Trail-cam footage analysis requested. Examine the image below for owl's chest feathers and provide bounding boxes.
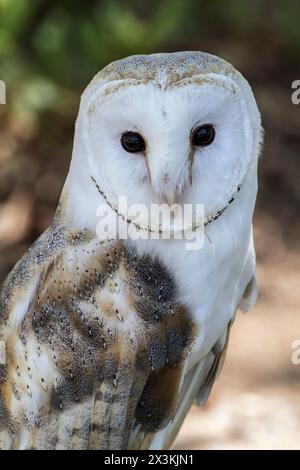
[130,211,253,361]
[0,210,251,448]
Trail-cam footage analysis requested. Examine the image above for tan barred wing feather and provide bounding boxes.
[129,321,232,450]
[0,220,195,449]
[129,273,257,451]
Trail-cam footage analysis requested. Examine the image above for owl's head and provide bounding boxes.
[65,52,261,233]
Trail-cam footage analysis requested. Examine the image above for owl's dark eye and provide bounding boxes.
[192,124,215,147]
[121,131,145,153]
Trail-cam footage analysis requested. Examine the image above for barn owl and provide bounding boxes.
[0,51,261,450]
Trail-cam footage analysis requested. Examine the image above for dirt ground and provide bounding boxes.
[174,214,300,450]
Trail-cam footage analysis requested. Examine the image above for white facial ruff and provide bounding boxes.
[90,174,243,235]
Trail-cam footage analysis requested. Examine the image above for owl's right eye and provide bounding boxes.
[191,124,215,147]
[121,131,146,153]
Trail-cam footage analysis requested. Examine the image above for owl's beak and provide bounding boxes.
[152,177,181,206]
[162,190,180,206]
[147,152,188,205]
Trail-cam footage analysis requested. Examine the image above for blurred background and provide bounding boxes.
[0,0,299,449]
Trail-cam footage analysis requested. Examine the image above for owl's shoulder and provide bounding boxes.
[0,220,96,327]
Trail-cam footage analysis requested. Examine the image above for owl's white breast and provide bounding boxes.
[130,159,257,363]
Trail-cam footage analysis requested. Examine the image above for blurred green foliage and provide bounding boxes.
[0,0,299,117]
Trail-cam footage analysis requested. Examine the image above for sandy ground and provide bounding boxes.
[174,221,300,450]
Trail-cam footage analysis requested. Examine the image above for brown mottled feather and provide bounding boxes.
[0,219,195,449]
[129,320,232,450]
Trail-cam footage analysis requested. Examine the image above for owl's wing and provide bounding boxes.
[129,253,258,450]
[0,222,195,449]
[128,320,232,450]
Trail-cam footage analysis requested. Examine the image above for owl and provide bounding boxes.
[0,51,262,450]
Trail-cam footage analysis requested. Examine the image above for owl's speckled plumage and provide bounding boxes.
[0,214,195,449]
[0,52,261,450]
[90,51,239,89]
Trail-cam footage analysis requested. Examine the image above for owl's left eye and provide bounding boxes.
[121,131,146,153]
